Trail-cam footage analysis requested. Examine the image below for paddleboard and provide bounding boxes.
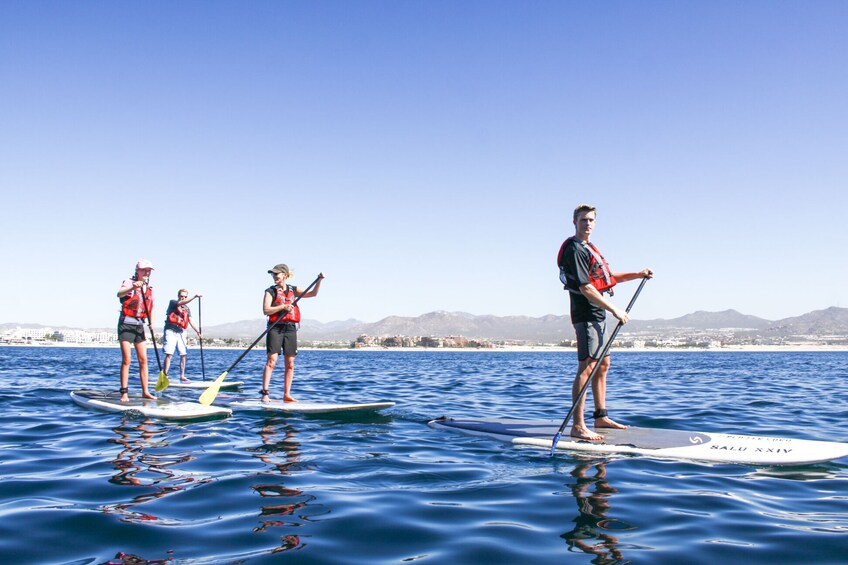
[232,400,395,414]
[71,390,231,421]
[167,380,244,390]
[429,417,848,466]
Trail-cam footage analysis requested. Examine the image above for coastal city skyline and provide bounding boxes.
[4,304,846,350]
[2,2,847,329]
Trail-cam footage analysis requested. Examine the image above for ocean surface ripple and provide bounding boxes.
[1,347,846,564]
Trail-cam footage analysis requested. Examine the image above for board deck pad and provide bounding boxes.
[231,400,396,414]
[71,389,231,421]
[167,380,244,390]
[429,417,848,466]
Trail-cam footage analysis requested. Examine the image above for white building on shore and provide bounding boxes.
[1,327,117,345]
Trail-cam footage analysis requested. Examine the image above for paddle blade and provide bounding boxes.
[155,371,169,392]
[198,371,228,405]
[550,432,562,456]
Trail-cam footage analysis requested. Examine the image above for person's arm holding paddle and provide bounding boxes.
[578,284,629,325]
[579,268,653,324]
[184,293,203,338]
[293,277,323,300]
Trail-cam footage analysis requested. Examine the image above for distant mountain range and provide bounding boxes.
[5,307,846,343]
[196,306,848,343]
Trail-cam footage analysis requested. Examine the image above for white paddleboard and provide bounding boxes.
[232,400,395,414]
[167,380,244,390]
[71,390,231,421]
[429,417,848,466]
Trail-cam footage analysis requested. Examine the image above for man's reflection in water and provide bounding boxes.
[105,418,192,523]
[249,417,315,553]
[561,460,633,564]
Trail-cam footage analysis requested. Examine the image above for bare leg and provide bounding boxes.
[119,341,133,402]
[571,358,603,441]
[283,355,297,402]
[261,352,277,402]
[136,341,155,399]
[163,353,173,376]
[592,356,627,430]
[179,355,188,381]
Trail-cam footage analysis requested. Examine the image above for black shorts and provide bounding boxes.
[574,320,611,361]
[118,322,146,344]
[266,324,298,357]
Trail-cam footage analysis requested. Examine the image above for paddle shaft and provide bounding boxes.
[220,274,323,375]
[198,297,206,381]
[140,282,164,373]
[553,277,648,438]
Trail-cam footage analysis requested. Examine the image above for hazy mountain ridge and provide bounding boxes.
[760,306,848,335]
[630,309,772,331]
[5,307,845,343]
[179,307,848,342]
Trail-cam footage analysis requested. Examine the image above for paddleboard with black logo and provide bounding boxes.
[429,417,848,466]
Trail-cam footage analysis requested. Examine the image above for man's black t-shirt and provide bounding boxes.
[560,238,606,324]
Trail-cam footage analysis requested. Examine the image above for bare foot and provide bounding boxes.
[181,377,191,383]
[261,394,271,403]
[120,394,129,403]
[283,395,298,403]
[571,425,603,441]
[142,391,156,400]
[595,416,627,430]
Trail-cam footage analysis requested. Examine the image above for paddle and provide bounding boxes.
[198,273,323,405]
[198,297,206,381]
[550,277,649,455]
[139,282,169,392]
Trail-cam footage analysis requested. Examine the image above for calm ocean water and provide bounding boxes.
[1,346,846,565]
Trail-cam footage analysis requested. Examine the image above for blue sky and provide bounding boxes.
[1,1,846,329]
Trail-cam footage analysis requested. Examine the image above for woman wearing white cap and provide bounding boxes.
[116,260,157,402]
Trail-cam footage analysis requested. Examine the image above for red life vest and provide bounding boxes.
[268,285,301,324]
[557,237,617,296]
[167,304,190,329]
[120,283,153,319]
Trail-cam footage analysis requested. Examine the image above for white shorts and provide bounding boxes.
[163,328,187,356]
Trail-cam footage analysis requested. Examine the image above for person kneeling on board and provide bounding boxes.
[558,204,653,440]
[261,264,324,403]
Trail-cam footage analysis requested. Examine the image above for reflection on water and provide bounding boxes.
[561,460,634,564]
[248,416,314,554]
[103,418,193,524]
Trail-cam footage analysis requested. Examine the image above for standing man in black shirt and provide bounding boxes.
[558,204,653,440]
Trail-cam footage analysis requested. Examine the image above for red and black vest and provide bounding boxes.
[557,237,617,296]
[167,304,190,329]
[267,284,301,324]
[120,282,153,319]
